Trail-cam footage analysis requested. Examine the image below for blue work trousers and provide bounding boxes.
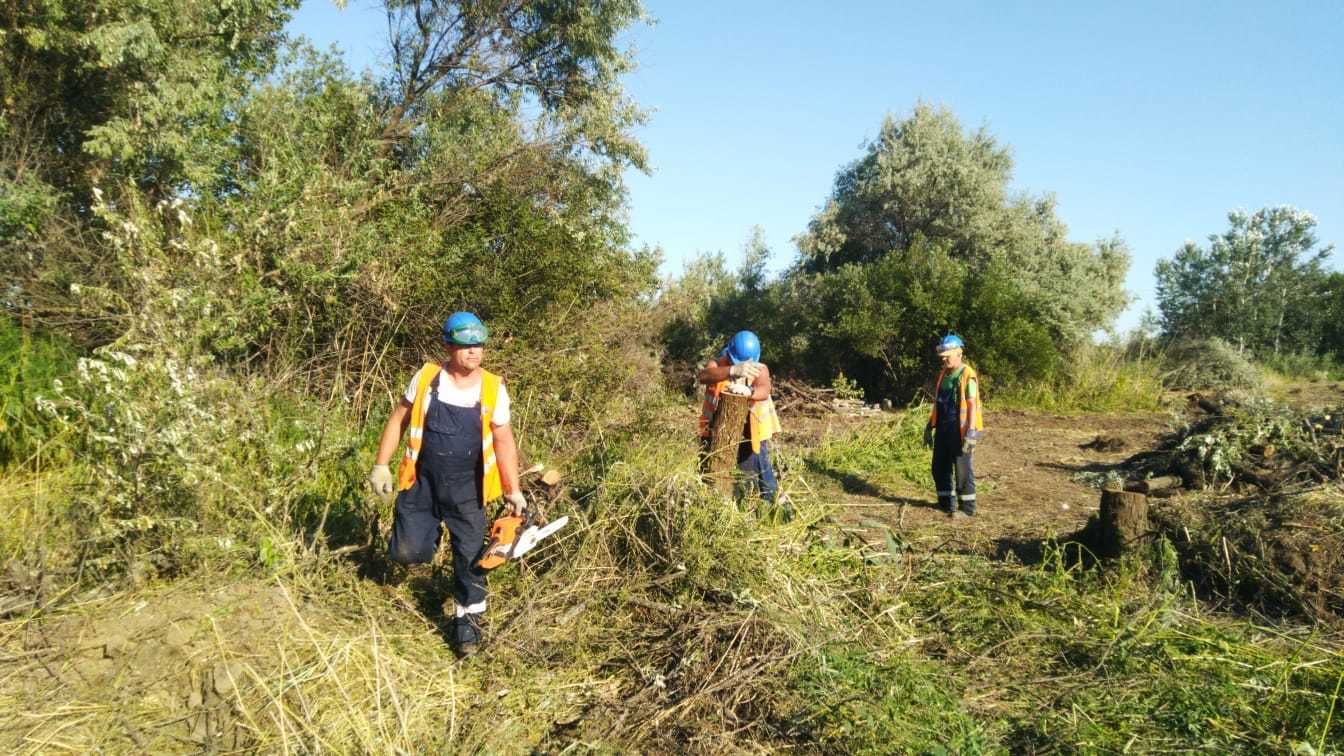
[931,428,976,514]
[736,439,778,503]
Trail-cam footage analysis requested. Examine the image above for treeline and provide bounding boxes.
[2,0,655,396]
[661,105,1340,400]
[1155,207,1342,369]
[660,104,1132,401]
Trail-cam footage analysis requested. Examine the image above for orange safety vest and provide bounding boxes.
[929,364,984,440]
[698,376,782,453]
[397,364,504,503]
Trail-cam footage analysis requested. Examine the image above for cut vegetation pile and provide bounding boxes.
[1161,337,1264,391]
[1111,394,1344,622]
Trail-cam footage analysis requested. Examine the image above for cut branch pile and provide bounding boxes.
[774,380,885,417]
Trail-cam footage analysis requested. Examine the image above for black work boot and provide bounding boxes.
[452,613,483,657]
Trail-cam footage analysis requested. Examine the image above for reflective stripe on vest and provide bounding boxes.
[397,364,504,503]
[928,364,984,439]
[698,379,782,453]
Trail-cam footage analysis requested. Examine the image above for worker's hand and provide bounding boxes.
[368,464,394,497]
[922,425,934,449]
[961,437,977,455]
[729,361,761,381]
[724,382,752,397]
[504,491,528,517]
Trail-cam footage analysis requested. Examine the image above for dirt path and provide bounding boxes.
[801,409,1170,558]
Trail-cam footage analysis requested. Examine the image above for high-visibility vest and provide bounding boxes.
[397,364,504,503]
[698,376,782,454]
[929,364,984,439]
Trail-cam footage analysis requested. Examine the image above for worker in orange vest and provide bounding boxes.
[697,331,783,502]
[367,312,525,656]
[923,334,984,518]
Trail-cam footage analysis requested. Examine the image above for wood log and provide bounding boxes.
[1124,475,1181,494]
[702,392,750,495]
[1098,489,1150,558]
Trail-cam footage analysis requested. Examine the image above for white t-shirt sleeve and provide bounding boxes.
[402,366,425,404]
[492,382,511,427]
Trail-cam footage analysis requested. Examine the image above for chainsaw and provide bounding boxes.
[476,510,569,570]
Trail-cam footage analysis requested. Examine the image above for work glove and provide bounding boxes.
[922,425,934,449]
[724,382,752,397]
[368,464,394,497]
[961,437,977,455]
[729,361,761,381]
[504,491,528,517]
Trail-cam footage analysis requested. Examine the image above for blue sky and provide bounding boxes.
[289,0,1343,332]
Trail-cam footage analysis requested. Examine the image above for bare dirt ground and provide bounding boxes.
[797,409,1171,560]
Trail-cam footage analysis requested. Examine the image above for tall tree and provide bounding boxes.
[796,103,1129,346]
[777,104,1129,397]
[1155,207,1334,355]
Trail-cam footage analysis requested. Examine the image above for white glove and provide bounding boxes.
[504,491,528,516]
[729,361,761,381]
[368,464,394,497]
[725,382,752,396]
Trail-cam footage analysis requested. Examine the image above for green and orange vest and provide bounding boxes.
[397,364,504,503]
[929,364,984,439]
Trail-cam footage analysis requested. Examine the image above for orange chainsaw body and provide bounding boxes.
[477,515,526,570]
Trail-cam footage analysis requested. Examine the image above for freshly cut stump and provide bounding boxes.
[703,393,750,495]
[1098,489,1149,558]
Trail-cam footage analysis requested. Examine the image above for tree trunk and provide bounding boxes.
[702,393,750,495]
[1098,489,1149,558]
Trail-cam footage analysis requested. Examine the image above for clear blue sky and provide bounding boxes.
[289,0,1343,332]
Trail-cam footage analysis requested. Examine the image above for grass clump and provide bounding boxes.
[996,341,1165,413]
[885,546,1344,753]
[805,409,928,495]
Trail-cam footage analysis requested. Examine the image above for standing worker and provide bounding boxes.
[923,334,984,518]
[367,312,527,656]
[697,330,783,502]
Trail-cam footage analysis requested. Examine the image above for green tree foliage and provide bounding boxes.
[1320,272,1344,360]
[670,104,1130,399]
[1155,207,1334,357]
[0,0,297,200]
[4,1,656,391]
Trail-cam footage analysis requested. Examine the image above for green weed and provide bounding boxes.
[805,409,929,496]
[996,342,1165,413]
[0,319,79,467]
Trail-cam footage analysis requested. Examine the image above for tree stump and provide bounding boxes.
[702,392,750,495]
[1098,489,1149,558]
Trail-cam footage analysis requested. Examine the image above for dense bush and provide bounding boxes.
[1161,337,1263,391]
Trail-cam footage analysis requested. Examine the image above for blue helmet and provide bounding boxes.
[721,330,762,364]
[442,311,489,346]
[936,334,965,354]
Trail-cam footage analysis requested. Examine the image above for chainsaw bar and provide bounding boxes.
[510,516,569,559]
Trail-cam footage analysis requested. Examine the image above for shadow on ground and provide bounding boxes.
[805,461,940,509]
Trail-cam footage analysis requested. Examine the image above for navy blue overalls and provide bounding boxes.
[388,372,488,646]
[932,369,976,515]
